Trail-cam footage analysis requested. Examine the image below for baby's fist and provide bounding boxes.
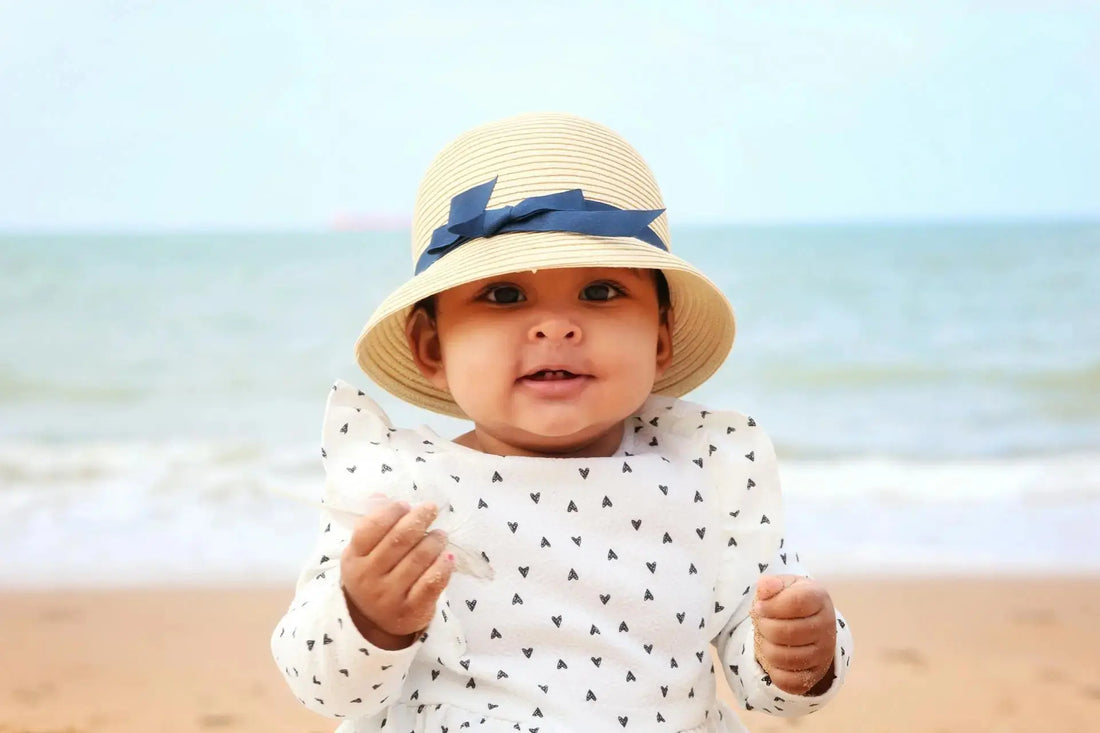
[750,575,837,696]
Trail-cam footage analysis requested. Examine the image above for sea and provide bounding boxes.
[1,223,1098,587]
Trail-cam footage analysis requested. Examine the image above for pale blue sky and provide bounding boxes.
[1,0,1097,230]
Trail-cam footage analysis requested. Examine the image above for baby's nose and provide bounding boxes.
[528,316,582,343]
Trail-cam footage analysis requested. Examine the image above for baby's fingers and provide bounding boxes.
[364,502,440,574]
[346,500,412,557]
[764,664,832,697]
[754,610,835,647]
[406,551,455,616]
[754,578,827,620]
[389,529,449,589]
[756,636,833,673]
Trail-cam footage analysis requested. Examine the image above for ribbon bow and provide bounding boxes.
[414,177,666,274]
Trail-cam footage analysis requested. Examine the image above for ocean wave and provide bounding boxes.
[777,454,1100,503]
[1,439,1097,504]
[0,440,318,490]
[0,439,1097,587]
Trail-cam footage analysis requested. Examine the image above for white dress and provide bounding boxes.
[272,381,853,732]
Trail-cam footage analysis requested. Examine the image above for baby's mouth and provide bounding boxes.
[524,369,580,381]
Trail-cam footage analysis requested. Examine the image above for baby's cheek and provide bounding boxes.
[605,337,660,380]
[443,336,512,382]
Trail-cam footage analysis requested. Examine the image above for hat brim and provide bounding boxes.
[355,230,736,418]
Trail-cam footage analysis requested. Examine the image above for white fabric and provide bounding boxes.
[272,381,853,732]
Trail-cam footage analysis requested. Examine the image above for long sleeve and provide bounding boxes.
[683,400,853,718]
[714,540,853,717]
[270,504,423,719]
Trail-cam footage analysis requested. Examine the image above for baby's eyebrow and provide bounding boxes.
[627,267,662,280]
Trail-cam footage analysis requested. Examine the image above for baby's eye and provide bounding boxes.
[483,284,526,304]
[580,282,623,301]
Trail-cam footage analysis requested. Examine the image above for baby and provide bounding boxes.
[272,112,852,732]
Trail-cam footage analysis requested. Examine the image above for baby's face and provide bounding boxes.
[410,267,672,457]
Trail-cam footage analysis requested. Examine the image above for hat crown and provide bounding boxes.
[410,112,670,264]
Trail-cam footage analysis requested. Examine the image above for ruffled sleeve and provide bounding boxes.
[269,381,446,720]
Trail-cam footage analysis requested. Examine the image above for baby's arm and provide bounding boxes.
[696,405,852,716]
[270,499,452,720]
[714,544,853,717]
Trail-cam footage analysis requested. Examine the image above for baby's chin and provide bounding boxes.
[496,418,626,457]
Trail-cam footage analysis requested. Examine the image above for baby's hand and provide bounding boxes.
[340,499,454,650]
[749,575,837,696]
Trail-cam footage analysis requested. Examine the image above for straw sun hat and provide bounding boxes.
[354,112,736,418]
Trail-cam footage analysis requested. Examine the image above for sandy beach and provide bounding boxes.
[2,576,1098,733]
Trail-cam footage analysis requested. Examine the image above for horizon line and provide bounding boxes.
[2,215,1098,238]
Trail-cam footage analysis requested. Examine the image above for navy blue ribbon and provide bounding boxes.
[414,177,666,275]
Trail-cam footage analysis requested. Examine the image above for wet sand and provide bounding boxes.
[1,576,1098,732]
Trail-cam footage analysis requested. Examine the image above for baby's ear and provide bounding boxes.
[655,309,674,377]
[406,307,448,391]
